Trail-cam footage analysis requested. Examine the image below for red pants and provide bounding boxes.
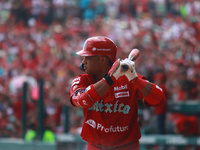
[87,141,139,150]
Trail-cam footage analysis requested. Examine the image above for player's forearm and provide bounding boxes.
[93,79,110,97]
[133,77,165,106]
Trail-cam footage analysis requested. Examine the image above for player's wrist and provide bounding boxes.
[103,59,120,86]
[103,74,116,86]
[131,77,148,91]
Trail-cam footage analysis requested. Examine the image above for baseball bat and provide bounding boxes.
[121,49,140,71]
[128,49,140,61]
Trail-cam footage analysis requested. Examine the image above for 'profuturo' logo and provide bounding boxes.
[85,119,129,133]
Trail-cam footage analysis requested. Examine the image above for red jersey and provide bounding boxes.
[70,73,147,147]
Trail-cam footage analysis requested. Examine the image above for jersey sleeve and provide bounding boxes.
[70,76,86,97]
[134,74,166,108]
[70,74,96,107]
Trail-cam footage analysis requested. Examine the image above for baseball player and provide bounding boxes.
[70,36,166,150]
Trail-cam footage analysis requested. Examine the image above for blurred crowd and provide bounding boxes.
[0,0,200,139]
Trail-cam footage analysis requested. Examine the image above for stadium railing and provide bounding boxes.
[0,138,56,150]
[1,134,199,150]
[167,100,200,114]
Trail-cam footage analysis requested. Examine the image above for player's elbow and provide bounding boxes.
[154,95,166,108]
[71,92,95,108]
[143,84,165,106]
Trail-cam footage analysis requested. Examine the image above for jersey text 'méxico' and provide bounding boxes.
[70,74,145,147]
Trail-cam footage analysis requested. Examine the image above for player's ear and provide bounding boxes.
[102,56,113,67]
[98,56,106,63]
[101,56,111,65]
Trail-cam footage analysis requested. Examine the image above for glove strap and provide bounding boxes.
[103,74,114,86]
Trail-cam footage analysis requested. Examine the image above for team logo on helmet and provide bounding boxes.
[92,47,97,51]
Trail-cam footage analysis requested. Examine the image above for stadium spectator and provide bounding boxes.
[153,72,169,134]
[42,125,55,143]
[25,123,37,141]
[168,114,199,136]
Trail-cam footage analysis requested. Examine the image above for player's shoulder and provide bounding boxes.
[70,74,95,95]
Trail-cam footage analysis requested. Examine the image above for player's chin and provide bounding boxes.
[84,68,89,73]
[85,69,93,75]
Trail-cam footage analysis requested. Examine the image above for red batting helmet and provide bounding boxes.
[76,36,117,63]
